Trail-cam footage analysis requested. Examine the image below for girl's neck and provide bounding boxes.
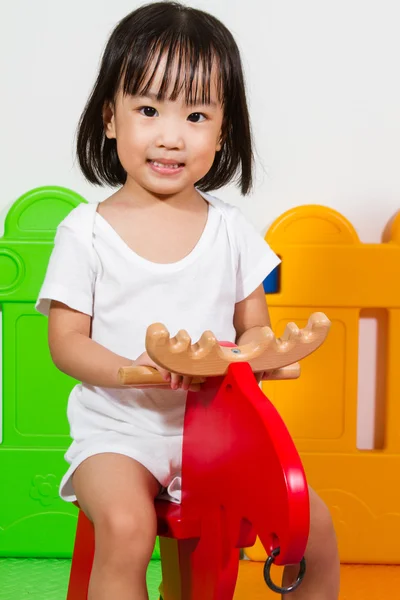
[117,177,206,212]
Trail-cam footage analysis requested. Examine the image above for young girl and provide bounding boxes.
[36,2,339,599]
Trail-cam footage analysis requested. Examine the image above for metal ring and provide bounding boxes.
[263,547,306,594]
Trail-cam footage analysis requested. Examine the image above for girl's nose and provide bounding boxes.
[155,123,185,150]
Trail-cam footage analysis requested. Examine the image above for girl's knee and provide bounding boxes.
[94,506,156,561]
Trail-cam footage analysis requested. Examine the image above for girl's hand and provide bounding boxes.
[254,371,273,383]
[133,352,203,391]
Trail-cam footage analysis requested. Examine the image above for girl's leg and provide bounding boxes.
[72,453,161,600]
[282,486,340,600]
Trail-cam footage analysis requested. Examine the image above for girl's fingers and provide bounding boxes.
[188,382,202,392]
[254,371,263,383]
[181,376,192,391]
[138,368,206,391]
[260,370,273,381]
[187,377,206,392]
[170,372,182,390]
[170,375,205,391]
[158,368,171,383]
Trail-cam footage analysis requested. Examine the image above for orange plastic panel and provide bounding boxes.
[234,562,400,600]
[246,205,400,564]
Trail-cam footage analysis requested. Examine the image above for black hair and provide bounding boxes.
[76,1,254,194]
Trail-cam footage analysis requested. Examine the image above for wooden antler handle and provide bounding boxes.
[118,366,205,387]
[118,363,301,386]
[118,313,330,385]
[144,313,330,377]
[262,363,300,380]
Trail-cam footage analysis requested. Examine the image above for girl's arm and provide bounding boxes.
[48,300,133,388]
[233,284,274,383]
[233,284,271,346]
[49,301,201,390]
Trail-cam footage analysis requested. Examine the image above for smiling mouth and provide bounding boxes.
[147,160,185,169]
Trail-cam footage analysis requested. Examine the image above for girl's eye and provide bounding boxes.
[188,112,206,123]
[139,106,158,117]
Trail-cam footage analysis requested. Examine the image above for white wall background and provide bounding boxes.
[1,0,400,447]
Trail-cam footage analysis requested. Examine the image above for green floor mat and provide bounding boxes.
[0,558,162,599]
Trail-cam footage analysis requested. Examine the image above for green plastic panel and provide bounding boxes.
[0,187,85,557]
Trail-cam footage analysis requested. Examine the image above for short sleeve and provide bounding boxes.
[35,207,96,317]
[231,207,281,302]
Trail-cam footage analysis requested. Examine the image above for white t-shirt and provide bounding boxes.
[36,190,280,438]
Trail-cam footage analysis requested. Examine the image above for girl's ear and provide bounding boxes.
[216,125,225,152]
[103,101,116,139]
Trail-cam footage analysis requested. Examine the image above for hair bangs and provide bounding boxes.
[121,33,224,107]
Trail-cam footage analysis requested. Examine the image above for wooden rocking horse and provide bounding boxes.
[66,312,330,599]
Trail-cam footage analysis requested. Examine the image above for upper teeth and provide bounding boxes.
[152,161,181,169]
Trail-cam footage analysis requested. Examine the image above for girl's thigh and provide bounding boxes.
[72,452,161,529]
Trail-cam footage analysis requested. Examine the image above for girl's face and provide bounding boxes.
[103,54,224,199]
